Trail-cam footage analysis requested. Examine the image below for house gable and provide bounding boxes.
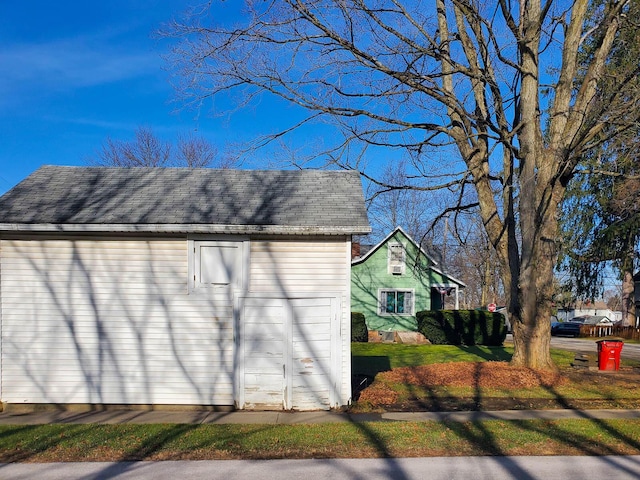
[351,227,465,332]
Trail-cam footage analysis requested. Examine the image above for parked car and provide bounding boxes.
[496,307,511,333]
[569,316,588,324]
[551,321,583,337]
[570,315,611,325]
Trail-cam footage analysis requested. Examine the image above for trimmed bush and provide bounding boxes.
[416,309,507,346]
[351,312,368,342]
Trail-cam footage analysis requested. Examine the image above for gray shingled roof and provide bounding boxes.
[0,166,371,235]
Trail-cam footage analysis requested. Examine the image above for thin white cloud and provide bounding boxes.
[0,34,161,94]
[42,116,140,131]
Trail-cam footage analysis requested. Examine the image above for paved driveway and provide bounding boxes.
[507,334,640,362]
[550,336,640,362]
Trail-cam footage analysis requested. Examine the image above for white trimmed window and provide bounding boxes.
[379,289,414,316]
[388,243,406,275]
[190,240,245,291]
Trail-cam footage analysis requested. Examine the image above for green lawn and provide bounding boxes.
[351,343,640,410]
[351,342,575,377]
[2,420,640,461]
[1,342,639,462]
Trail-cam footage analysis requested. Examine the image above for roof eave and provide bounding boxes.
[0,223,372,236]
[428,266,467,288]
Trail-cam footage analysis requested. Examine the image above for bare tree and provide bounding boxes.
[176,133,217,168]
[368,159,441,243]
[96,127,170,167]
[163,0,640,369]
[448,216,505,308]
[90,126,230,168]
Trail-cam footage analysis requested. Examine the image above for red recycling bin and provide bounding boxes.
[596,340,623,371]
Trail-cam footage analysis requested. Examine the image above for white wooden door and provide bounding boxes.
[290,297,337,410]
[241,298,286,409]
[239,295,339,411]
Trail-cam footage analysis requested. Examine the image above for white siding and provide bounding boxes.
[1,237,235,406]
[250,237,352,407]
[1,235,354,410]
[250,238,347,293]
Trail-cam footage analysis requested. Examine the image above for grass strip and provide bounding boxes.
[1,419,640,462]
[351,343,581,373]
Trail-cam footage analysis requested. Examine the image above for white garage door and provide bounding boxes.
[239,295,338,410]
[290,297,335,410]
[241,298,287,409]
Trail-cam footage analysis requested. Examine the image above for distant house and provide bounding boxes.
[0,166,370,411]
[557,303,621,323]
[351,227,465,332]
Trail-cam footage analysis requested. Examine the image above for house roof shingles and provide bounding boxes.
[0,166,371,235]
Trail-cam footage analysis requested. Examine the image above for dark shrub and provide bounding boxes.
[351,312,368,342]
[416,310,451,345]
[417,310,507,346]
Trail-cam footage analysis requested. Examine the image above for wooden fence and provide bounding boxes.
[580,325,640,340]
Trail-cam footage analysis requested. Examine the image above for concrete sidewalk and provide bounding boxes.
[2,408,640,425]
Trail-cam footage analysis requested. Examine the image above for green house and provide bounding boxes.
[351,227,466,332]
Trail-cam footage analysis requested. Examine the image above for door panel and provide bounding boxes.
[290,297,335,410]
[242,298,285,409]
[239,295,339,411]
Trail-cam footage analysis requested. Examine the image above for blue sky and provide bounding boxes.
[0,1,290,195]
[0,0,447,201]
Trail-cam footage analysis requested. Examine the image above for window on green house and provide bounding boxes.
[388,243,406,275]
[379,289,414,315]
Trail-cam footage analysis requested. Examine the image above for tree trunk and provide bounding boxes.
[621,270,635,327]
[502,0,556,371]
[621,235,636,327]
[509,212,558,370]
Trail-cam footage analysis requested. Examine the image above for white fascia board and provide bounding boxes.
[0,223,372,236]
[430,267,467,288]
[352,225,438,266]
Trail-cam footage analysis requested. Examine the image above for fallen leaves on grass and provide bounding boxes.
[388,361,566,388]
[358,361,566,406]
[358,383,400,404]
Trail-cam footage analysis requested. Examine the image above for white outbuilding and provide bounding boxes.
[0,166,370,411]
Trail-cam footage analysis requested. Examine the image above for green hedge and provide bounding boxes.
[416,310,507,346]
[351,312,368,342]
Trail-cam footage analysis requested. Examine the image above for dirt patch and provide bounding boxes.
[354,361,640,412]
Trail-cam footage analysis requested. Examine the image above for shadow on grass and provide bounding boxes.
[351,343,512,407]
[351,343,640,476]
[457,345,512,362]
[1,412,640,480]
[2,357,640,479]
[352,343,512,371]
[344,417,538,480]
[0,425,78,463]
[520,371,640,473]
[0,423,201,464]
[354,364,640,476]
[352,355,392,378]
